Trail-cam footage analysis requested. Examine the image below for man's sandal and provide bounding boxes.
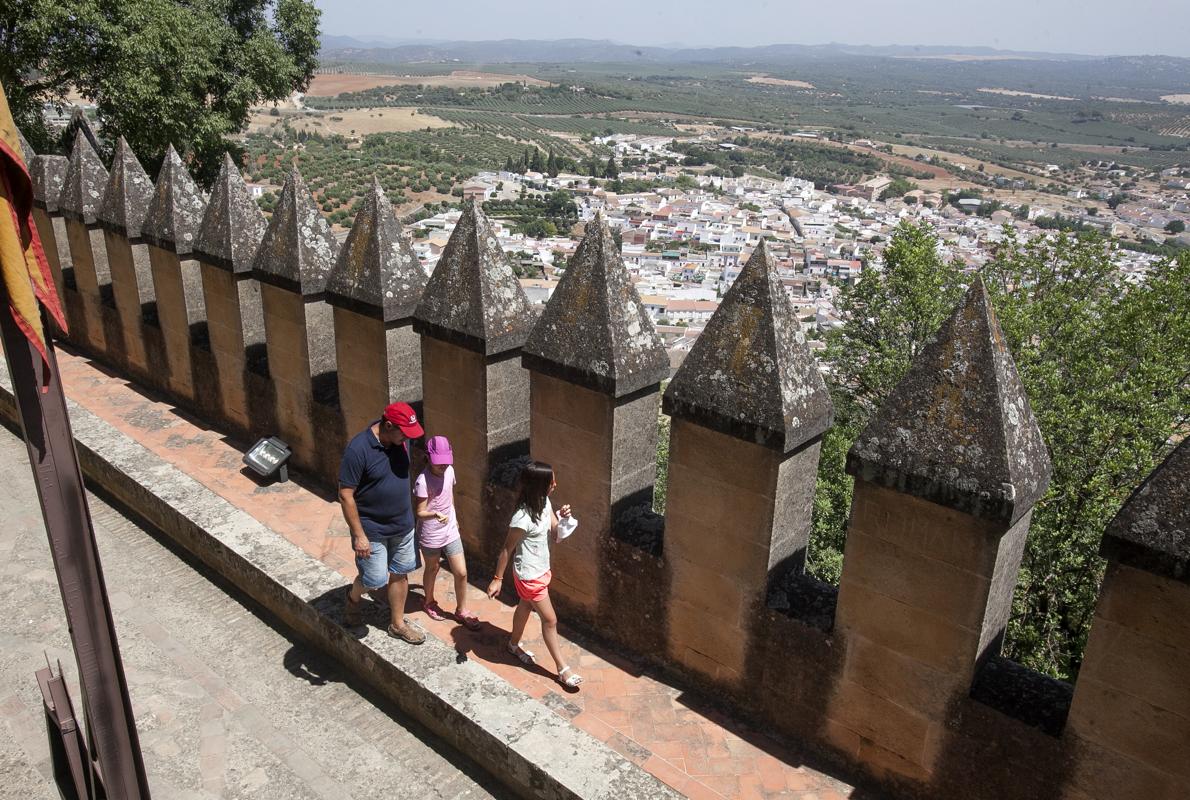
[343,586,363,626]
[387,621,426,645]
[507,641,535,665]
[558,666,583,689]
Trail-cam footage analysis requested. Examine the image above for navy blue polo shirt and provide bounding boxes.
[338,422,415,539]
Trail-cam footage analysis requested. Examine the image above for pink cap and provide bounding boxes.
[425,435,453,465]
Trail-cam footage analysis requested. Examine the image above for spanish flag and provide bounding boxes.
[0,80,67,370]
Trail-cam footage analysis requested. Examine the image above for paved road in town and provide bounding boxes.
[0,423,506,800]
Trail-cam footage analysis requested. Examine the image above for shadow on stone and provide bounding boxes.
[282,644,342,686]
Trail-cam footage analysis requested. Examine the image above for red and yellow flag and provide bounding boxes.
[0,80,67,367]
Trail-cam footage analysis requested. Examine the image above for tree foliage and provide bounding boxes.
[0,0,320,185]
[982,232,1190,678]
[811,222,1190,680]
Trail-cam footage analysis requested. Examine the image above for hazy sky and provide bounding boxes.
[315,0,1190,58]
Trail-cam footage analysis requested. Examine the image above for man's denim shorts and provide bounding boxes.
[357,528,420,589]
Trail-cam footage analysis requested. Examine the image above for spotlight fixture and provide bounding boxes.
[243,436,292,483]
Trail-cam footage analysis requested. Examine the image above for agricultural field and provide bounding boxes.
[249,107,454,136]
[308,70,551,94]
[242,125,584,227]
[433,109,680,140]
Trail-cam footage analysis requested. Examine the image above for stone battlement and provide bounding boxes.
[25,128,1189,800]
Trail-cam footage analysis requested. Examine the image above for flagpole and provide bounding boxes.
[0,303,151,799]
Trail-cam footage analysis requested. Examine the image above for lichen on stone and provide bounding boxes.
[326,178,426,321]
[1100,439,1188,583]
[142,144,208,254]
[413,198,533,355]
[251,169,340,296]
[97,137,154,240]
[58,130,109,225]
[195,153,267,273]
[31,155,68,212]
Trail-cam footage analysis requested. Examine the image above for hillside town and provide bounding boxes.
[401,133,1188,370]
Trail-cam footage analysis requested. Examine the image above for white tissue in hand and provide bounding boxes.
[557,516,578,540]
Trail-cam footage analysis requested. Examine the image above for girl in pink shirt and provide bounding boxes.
[414,436,480,629]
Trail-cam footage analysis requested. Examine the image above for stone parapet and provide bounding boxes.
[1066,440,1189,799]
[252,169,340,480]
[195,154,269,436]
[18,127,1189,800]
[141,147,212,404]
[327,179,426,436]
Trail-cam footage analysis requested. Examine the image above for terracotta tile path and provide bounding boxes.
[54,349,860,800]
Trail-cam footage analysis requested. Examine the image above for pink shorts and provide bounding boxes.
[513,570,551,602]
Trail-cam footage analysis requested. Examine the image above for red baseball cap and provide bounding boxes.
[382,402,424,438]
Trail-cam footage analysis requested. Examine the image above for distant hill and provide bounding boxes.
[317,37,1100,65]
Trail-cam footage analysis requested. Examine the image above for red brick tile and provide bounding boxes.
[571,712,615,743]
[702,775,741,797]
[682,778,728,800]
[643,755,691,794]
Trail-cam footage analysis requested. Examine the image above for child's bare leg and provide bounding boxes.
[445,551,469,615]
[532,594,569,675]
[509,598,532,647]
[421,550,440,606]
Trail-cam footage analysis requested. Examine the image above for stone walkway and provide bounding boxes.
[0,423,505,799]
[48,348,858,800]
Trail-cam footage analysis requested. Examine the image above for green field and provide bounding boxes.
[308,57,1190,175]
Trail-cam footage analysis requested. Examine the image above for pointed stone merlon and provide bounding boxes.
[97,138,157,376]
[519,216,668,616]
[413,198,534,356]
[413,199,532,562]
[195,154,269,435]
[59,131,112,354]
[826,279,1053,782]
[660,242,834,685]
[141,146,210,401]
[327,180,427,438]
[251,169,341,480]
[1066,441,1190,798]
[844,277,1052,525]
[30,154,70,301]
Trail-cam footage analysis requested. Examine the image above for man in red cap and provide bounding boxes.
[339,402,426,643]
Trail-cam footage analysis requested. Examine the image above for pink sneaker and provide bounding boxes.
[455,609,481,631]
